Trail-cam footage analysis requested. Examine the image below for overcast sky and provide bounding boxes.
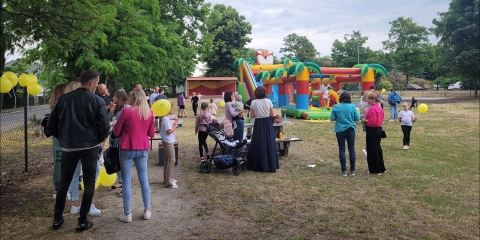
[205,0,451,57]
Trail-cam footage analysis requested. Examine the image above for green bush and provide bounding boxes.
[377,80,393,91]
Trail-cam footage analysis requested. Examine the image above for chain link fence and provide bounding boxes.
[1,89,52,189]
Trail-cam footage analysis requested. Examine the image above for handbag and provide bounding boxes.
[103,146,120,174]
[381,130,387,139]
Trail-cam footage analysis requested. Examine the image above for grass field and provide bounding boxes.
[1,98,478,239]
[180,98,479,239]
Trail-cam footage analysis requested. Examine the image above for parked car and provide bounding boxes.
[448,82,461,90]
[406,84,423,90]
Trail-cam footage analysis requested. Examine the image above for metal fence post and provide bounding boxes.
[24,86,28,173]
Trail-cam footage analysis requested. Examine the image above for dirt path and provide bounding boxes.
[89,145,206,239]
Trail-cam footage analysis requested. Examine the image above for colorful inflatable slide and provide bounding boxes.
[234,52,387,120]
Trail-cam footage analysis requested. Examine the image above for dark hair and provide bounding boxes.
[370,86,375,89]
[254,86,267,99]
[201,102,209,110]
[80,69,100,85]
[339,91,351,103]
[224,90,233,102]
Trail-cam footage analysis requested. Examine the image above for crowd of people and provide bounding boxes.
[47,72,412,232]
[46,70,182,231]
[330,86,414,176]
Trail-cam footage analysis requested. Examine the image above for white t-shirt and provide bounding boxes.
[251,98,273,118]
[323,90,329,99]
[160,116,176,143]
[399,110,415,126]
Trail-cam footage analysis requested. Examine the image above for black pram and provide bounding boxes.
[199,123,247,175]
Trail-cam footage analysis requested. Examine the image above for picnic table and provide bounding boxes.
[244,121,301,157]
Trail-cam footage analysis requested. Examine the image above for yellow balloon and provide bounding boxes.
[80,178,101,190]
[152,99,172,117]
[219,100,225,107]
[99,167,117,187]
[0,77,13,93]
[2,71,18,87]
[18,73,34,87]
[382,88,386,93]
[27,83,42,95]
[418,103,428,113]
[28,74,38,85]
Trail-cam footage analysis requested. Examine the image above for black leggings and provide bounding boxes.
[198,131,209,157]
[401,125,412,146]
[193,104,198,116]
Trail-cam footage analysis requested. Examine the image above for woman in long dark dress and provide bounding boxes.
[362,92,386,175]
[247,86,279,172]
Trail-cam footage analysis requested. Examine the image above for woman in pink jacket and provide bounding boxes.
[362,92,386,175]
[113,89,155,223]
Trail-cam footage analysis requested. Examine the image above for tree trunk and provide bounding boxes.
[106,76,118,94]
[474,77,478,98]
[405,74,409,90]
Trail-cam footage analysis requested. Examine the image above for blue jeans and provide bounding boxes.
[119,150,150,213]
[390,104,398,119]
[335,127,356,172]
[69,161,100,201]
[233,119,244,141]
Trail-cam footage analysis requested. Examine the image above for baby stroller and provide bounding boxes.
[200,123,247,176]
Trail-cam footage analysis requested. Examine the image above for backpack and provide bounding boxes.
[41,114,52,137]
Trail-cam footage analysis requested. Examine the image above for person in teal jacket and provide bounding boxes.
[330,92,361,176]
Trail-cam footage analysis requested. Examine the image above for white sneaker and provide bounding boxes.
[362,149,367,156]
[143,210,151,220]
[389,119,394,122]
[53,191,57,199]
[172,179,177,184]
[119,213,132,223]
[71,205,80,214]
[406,145,409,149]
[169,184,178,189]
[89,204,101,216]
[403,145,408,150]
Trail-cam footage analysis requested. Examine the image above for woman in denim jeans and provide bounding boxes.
[113,89,155,223]
[330,92,360,176]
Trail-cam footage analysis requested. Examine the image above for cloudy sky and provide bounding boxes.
[205,0,451,57]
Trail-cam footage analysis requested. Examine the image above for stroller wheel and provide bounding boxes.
[239,161,247,172]
[200,161,211,173]
[232,166,240,176]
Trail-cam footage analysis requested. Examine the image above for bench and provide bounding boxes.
[244,137,302,157]
[149,136,162,150]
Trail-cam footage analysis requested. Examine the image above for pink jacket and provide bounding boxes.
[365,104,384,127]
[113,107,155,150]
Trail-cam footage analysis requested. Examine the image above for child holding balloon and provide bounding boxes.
[159,104,179,189]
[398,102,416,150]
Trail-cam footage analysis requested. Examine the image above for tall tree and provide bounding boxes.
[330,30,369,67]
[432,0,479,97]
[382,17,432,89]
[199,4,252,77]
[279,33,319,62]
[1,0,116,76]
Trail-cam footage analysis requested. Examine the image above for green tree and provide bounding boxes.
[432,0,479,97]
[279,33,319,62]
[1,0,115,107]
[330,31,369,67]
[382,17,433,89]
[199,4,252,77]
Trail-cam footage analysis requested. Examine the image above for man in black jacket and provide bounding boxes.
[45,69,110,232]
